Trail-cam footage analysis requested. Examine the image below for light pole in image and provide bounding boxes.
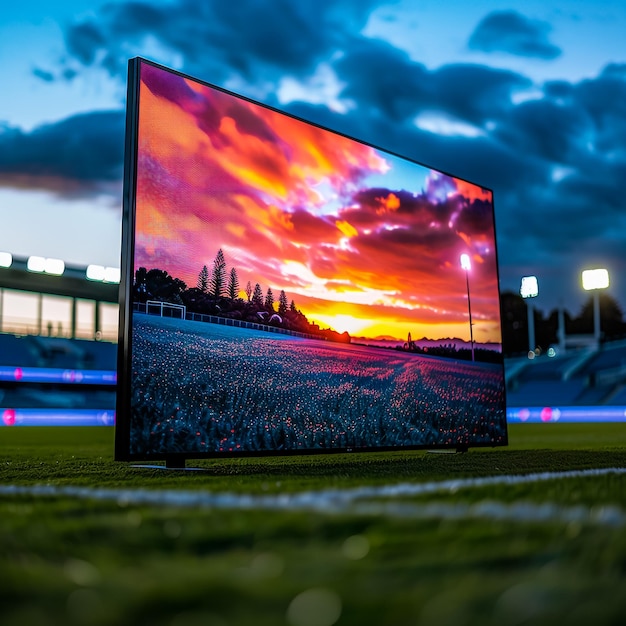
[520,275,539,358]
[460,253,474,361]
[582,268,609,345]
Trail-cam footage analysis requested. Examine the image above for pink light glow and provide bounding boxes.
[3,409,16,426]
[540,407,553,422]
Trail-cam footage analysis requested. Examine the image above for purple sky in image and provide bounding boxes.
[133,62,502,342]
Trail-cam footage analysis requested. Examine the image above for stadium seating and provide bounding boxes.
[506,340,626,407]
[0,334,116,411]
[0,334,116,369]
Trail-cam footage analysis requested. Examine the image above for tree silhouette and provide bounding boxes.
[133,265,350,343]
[210,249,227,301]
[500,291,531,355]
[252,283,263,307]
[228,267,240,300]
[278,290,288,315]
[134,267,148,301]
[576,293,625,338]
[500,289,626,355]
[135,268,187,304]
[197,265,209,293]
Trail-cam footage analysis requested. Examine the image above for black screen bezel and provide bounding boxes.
[115,57,508,463]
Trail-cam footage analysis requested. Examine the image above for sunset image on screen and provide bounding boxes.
[125,60,507,457]
[134,62,501,348]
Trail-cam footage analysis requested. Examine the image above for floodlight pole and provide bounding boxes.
[465,271,474,361]
[557,303,566,353]
[526,299,535,355]
[593,290,601,344]
[460,254,474,361]
[582,268,609,347]
[520,276,538,357]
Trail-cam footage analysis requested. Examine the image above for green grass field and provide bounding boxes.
[1,424,626,626]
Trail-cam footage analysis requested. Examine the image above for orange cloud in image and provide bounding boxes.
[336,220,358,238]
[267,105,389,188]
[453,178,492,203]
[375,192,401,215]
[140,85,209,165]
[216,116,290,199]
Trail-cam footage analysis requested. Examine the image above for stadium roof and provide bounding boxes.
[0,255,119,303]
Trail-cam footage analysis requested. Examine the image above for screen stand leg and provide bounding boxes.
[131,461,212,472]
[131,460,209,471]
[427,446,468,455]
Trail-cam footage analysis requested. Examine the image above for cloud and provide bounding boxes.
[429,64,530,125]
[332,37,530,128]
[468,10,561,59]
[333,38,431,121]
[59,0,390,87]
[485,67,626,306]
[32,67,55,82]
[0,111,124,199]
[493,98,591,163]
[65,21,106,65]
[573,68,626,153]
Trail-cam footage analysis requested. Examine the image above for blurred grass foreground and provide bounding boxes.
[1,423,625,625]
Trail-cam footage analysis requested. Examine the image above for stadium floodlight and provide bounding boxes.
[460,254,474,361]
[520,275,539,299]
[86,264,106,281]
[520,275,538,357]
[0,251,12,268]
[27,256,46,273]
[582,268,609,291]
[44,258,65,275]
[27,256,65,275]
[104,267,121,284]
[87,264,121,283]
[582,268,609,344]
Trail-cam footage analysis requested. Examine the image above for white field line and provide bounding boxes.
[1,467,625,526]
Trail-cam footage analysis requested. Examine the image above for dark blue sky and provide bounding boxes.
[1,0,625,315]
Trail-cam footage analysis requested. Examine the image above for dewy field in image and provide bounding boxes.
[1,424,626,626]
[130,315,505,456]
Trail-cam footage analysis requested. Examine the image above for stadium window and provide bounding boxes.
[75,299,96,340]
[98,302,119,342]
[41,294,72,338]
[0,289,40,335]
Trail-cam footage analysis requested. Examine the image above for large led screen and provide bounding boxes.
[116,58,507,463]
